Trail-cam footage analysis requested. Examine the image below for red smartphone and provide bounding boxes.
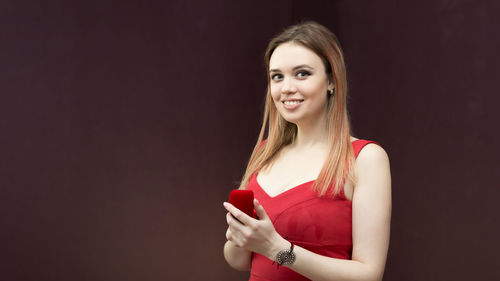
[229,189,255,219]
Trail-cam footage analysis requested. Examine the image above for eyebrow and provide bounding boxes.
[269,64,314,73]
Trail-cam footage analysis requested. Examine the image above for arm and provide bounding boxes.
[224,144,391,281]
[223,237,252,271]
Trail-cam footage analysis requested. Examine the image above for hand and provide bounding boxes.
[224,199,287,260]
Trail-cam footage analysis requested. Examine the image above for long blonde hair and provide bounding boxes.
[240,21,355,196]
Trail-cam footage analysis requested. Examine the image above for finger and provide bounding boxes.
[226,212,245,230]
[223,202,252,225]
[253,199,269,220]
[228,226,245,247]
[226,211,244,225]
[226,212,235,224]
[227,215,247,234]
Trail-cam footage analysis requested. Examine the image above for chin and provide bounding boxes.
[279,114,301,125]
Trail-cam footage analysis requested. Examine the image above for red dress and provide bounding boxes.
[246,140,378,281]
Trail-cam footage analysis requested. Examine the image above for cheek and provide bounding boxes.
[302,81,326,95]
[301,81,325,98]
[270,85,281,101]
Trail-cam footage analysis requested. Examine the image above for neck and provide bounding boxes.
[291,110,329,149]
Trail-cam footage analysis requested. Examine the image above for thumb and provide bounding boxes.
[253,199,268,220]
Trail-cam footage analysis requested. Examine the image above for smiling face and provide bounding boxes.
[269,42,333,126]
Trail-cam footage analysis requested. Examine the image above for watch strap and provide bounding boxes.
[272,242,295,269]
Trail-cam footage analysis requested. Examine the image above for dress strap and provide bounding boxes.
[352,140,380,158]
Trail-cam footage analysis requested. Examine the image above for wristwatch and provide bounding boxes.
[275,242,296,266]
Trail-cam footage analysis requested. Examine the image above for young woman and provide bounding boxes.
[223,21,391,281]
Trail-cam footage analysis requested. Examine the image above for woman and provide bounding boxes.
[223,21,391,281]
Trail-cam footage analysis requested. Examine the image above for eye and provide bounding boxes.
[296,70,311,79]
[271,73,283,81]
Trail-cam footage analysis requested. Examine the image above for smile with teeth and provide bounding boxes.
[283,100,304,105]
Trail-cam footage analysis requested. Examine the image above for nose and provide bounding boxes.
[280,76,297,94]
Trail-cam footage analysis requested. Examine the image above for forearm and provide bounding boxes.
[287,245,383,281]
[223,240,252,271]
[267,238,385,281]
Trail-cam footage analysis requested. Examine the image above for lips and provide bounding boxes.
[282,99,304,109]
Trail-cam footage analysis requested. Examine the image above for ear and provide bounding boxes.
[327,79,335,91]
[327,75,335,91]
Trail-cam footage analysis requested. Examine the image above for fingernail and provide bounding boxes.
[223,202,228,207]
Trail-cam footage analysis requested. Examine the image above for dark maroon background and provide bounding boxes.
[1,1,499,280]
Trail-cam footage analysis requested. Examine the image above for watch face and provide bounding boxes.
[277,249,296,265]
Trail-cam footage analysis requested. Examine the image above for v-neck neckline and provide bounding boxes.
[254,173,315,199]
[254,139,361,199]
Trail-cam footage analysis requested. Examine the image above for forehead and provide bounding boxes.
[269,42,324,71]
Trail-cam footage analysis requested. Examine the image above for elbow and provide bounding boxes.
[365,267,385,281]
[223,241,251,271]
[227,261,251,272]
[353,262,385,281]
[223,253,251,271]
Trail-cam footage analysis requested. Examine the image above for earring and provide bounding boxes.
[328,89,335,96]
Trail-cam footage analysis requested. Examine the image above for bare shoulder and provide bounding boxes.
[356,143,390,168]
[354,143,391,191]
